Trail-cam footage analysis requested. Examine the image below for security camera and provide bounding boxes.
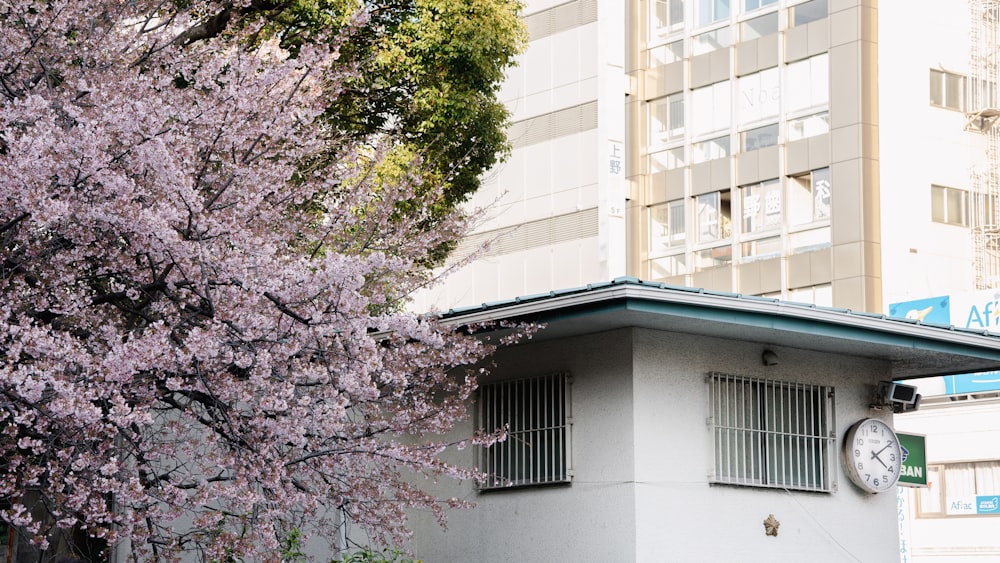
[877,381,921,413]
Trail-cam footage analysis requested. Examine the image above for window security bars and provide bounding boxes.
[477,373,571,489]
[709,372,835,492]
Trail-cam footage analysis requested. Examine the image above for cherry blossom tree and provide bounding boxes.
[0,1,505,560]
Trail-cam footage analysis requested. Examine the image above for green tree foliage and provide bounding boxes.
[248,0,527,223]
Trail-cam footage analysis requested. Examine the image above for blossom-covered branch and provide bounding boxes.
[0,1,508,560]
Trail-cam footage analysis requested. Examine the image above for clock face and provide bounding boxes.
[843,418,902,493]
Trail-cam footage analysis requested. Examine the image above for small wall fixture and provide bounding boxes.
[762,349,779,366]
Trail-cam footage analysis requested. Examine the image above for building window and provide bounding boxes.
[477,373,571,489]
[744,0,777,12]
[692,81,731,136]
[738,67,780,126]
[697,0,730,27]
[709,372,836,492]
[650,146,686,171]
[693,26,732,55]
[789,168,831,226]
[785,54,828,114]
[931,185,969,226]
[696,190,732,243]
[740,123,779,151]
[930,69,966,112]
[787,284,832,306]
[648,40,685,67]
[650,254,689,278]
[740,11,778,40]
[650,93,685,145]
[742,179,782,233]
[787,111,829,142]
[917,461,1000,517]
[650,200,687,254]
[789,0,827,26]
[692,134,731,163]
[651,0,685,35]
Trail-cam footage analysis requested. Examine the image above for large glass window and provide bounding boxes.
[744,0,777,11]
[789,168,831,226]
[693,26,732,55]
[742,179,782,233]
[649,93,685,145]
[738,67,780,125]
[789,0,827,26]
[931,185,969,226]
[741,123,779,151]
[692,135,731,164]
[709,373,836,492]
[650,146,686,171]
[787,111,829,141]
[650,200,687,254]
[930,69,966,112]
[787,284,833,306]
[698,0,730,27]
[917,461,1000,517]
[650,254,689,278]
[740,12,779,40]
[785,54,829,114]
[648,41,685,67]
[696,190,732,243]
[478,373,571,489]
[692,81,731,137]
[651,0,685,35]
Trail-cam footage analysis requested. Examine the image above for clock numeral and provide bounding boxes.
[858,462,864,470]
[856,438,864,446]
[889,466,894,473]
[854,449,861,458]
[889,453,895,462]
[873,478,879,487]
[871,423,879,433]
[864,473,870,481]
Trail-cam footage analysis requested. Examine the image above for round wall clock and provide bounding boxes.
[843,418,902,493]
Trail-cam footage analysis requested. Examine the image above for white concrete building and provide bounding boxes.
[415,0,1000,560]
[406,279,1000,562]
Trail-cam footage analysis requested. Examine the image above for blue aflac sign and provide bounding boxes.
[890,293,1000,395]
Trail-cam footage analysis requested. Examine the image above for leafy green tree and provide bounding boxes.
[195,0,527,226]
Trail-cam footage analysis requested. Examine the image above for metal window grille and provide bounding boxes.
[477,373,571,489]
[709,372,835,492]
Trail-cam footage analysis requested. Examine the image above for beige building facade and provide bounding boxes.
[418,0,998,318]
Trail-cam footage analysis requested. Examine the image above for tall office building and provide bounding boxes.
[418,0,999,316]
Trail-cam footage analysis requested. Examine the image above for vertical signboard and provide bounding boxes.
[897,433,927,487]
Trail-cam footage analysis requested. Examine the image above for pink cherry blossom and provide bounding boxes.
[0,1,513,559]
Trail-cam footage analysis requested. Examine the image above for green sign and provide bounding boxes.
[897,432,927,487]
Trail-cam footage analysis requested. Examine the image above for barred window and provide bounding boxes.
[709,373,835,492]
[477,373,571,489]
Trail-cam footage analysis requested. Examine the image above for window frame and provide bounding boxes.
[649,93,686,146]
[697,0,731,28]
[788,0,828,27]
[931,184,969,227]
[650,199,688,256]
[930,69,966,112]
[916,461,1000,518]
[650,0,686,37]
[708,372,836,493]
[476,373,572,490]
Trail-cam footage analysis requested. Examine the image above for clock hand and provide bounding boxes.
[873,441,895,457]
[870,450,888,469]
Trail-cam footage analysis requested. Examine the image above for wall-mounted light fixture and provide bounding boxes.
[762,349,779,366]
